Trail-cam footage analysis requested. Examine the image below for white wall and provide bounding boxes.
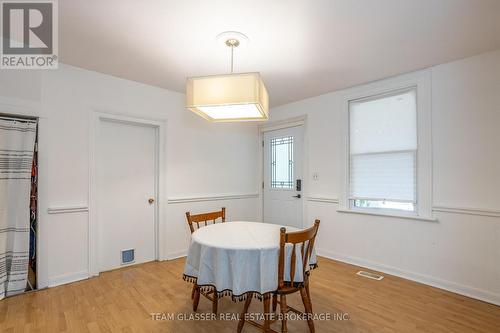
[0,64,260,287]
[1,49,498,306]
[269,49,500,305]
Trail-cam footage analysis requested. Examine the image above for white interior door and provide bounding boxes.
[96,119,157,272]
[263,126,303,228]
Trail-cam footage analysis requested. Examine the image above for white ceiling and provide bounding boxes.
[60,0,500,107]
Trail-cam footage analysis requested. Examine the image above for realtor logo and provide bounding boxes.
[1,0,58,69]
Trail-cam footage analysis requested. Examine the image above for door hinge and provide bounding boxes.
[262,181,264,189]
[262,140,264,147]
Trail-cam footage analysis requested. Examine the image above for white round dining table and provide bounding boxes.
[183,221,317,302]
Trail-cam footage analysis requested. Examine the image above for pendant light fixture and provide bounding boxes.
[186,31,269,122]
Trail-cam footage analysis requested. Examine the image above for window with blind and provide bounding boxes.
[349,88,417,212]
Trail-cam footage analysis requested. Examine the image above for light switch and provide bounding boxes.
[312,172,319,181]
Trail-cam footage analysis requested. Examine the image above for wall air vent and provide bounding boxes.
[121,249,135,265]
[356,270,384,281]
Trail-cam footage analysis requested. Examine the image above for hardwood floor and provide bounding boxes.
[1,257,499,332]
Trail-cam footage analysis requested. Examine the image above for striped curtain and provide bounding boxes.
[0,118,37,299]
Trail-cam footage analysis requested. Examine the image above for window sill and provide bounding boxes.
[336,208,437,222]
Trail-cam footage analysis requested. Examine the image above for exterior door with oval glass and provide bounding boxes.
[263,126,303,228]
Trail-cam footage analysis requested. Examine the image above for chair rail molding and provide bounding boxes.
[306,196,339,204]
[47,205,89,214]
[167,193,259,204]
[305,197,499,218]
[432,204,500,218]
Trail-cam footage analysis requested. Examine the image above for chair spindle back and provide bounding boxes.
[278,219,320,288]
[185,207,226,233]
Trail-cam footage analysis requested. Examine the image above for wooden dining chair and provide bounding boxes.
[185,207,226,233]
[185,207,226,314]
[237,219,320,333]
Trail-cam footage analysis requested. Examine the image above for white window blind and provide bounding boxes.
[349,88,417,205]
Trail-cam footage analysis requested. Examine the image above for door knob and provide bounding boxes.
[293,194,301,199]
[148,198,155,204]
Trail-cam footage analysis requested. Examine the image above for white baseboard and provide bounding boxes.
[166,250,187,260]
[47,252,187,288]
[48,270,89,287]
[317,249,500,306]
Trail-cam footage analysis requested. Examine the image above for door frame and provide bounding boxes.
[89,111,167,277]
[259,115,308,228]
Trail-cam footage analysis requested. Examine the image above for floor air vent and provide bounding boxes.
[356,270,384,281]
[121,249,135,265]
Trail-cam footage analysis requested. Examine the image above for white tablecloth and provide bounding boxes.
[183,221,317,301]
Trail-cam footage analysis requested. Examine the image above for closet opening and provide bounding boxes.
[0,114,38,298]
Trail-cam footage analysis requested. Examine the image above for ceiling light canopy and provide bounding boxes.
[186,32,269,122]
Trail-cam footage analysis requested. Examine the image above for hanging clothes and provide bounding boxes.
[0,117,37,299]
[27,131,38,291]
